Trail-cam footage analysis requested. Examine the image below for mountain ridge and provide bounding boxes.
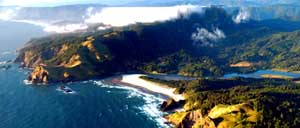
[15,7,300,83]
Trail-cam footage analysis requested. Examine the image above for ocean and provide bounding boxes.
[0,21,170,128]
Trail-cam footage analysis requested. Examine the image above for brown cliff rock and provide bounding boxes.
[28,66,49,84]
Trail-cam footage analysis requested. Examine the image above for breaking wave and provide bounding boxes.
[93,80,172,128]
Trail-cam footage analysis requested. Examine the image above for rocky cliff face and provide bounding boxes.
[16,50,42,68]
[160,99,185,112]
[16,35,114,83]
[28,66,49,84]
[166,103,259,128]
[15,43,61,68]
[165,109,215,128]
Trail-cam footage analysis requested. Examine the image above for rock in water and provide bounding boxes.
[28,66,49,84]
[160,98,185,112]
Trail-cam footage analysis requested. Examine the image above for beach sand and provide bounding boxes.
[115,74,185,101]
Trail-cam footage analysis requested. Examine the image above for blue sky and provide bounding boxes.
[0,0,145,7]
[0,0,296,7]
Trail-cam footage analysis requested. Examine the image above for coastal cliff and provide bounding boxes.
[166,103,259,128]
[16,35,114,83]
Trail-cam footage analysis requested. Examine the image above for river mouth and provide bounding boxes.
[144,70,300,80]
[145,70,300,80]
[223,70,300,79]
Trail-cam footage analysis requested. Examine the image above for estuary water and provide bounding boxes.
[223,70,300,79]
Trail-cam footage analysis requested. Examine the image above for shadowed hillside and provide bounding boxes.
[15,7,300,83]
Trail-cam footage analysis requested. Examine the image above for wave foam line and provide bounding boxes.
[93,80,172,128]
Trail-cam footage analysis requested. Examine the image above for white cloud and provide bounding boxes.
[0,7,21,20]
[191,27,226,47]
[43,23,88,33]
[86,7,94,17]
[233,7,250,24]
[0,5,204,33]
[13,20,88,33]
[85,5,203,27]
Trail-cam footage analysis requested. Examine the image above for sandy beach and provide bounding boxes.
[116,74,185,101]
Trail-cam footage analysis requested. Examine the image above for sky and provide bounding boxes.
[0,0,144,7]
[1,0,297,7]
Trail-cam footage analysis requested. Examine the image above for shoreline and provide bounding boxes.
[111,74,185,102]
[271,68,300,74]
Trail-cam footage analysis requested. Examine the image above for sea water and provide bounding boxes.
[0,55,171,128]
[0,21,171,128]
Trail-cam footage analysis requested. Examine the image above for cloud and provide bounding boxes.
[191,27,226,47]
[44,23,88,33]
[0,5,204,33]
[14,20,89,33]
[233,7,250,24]
[0,7,21,20]
[85,5,203,27]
